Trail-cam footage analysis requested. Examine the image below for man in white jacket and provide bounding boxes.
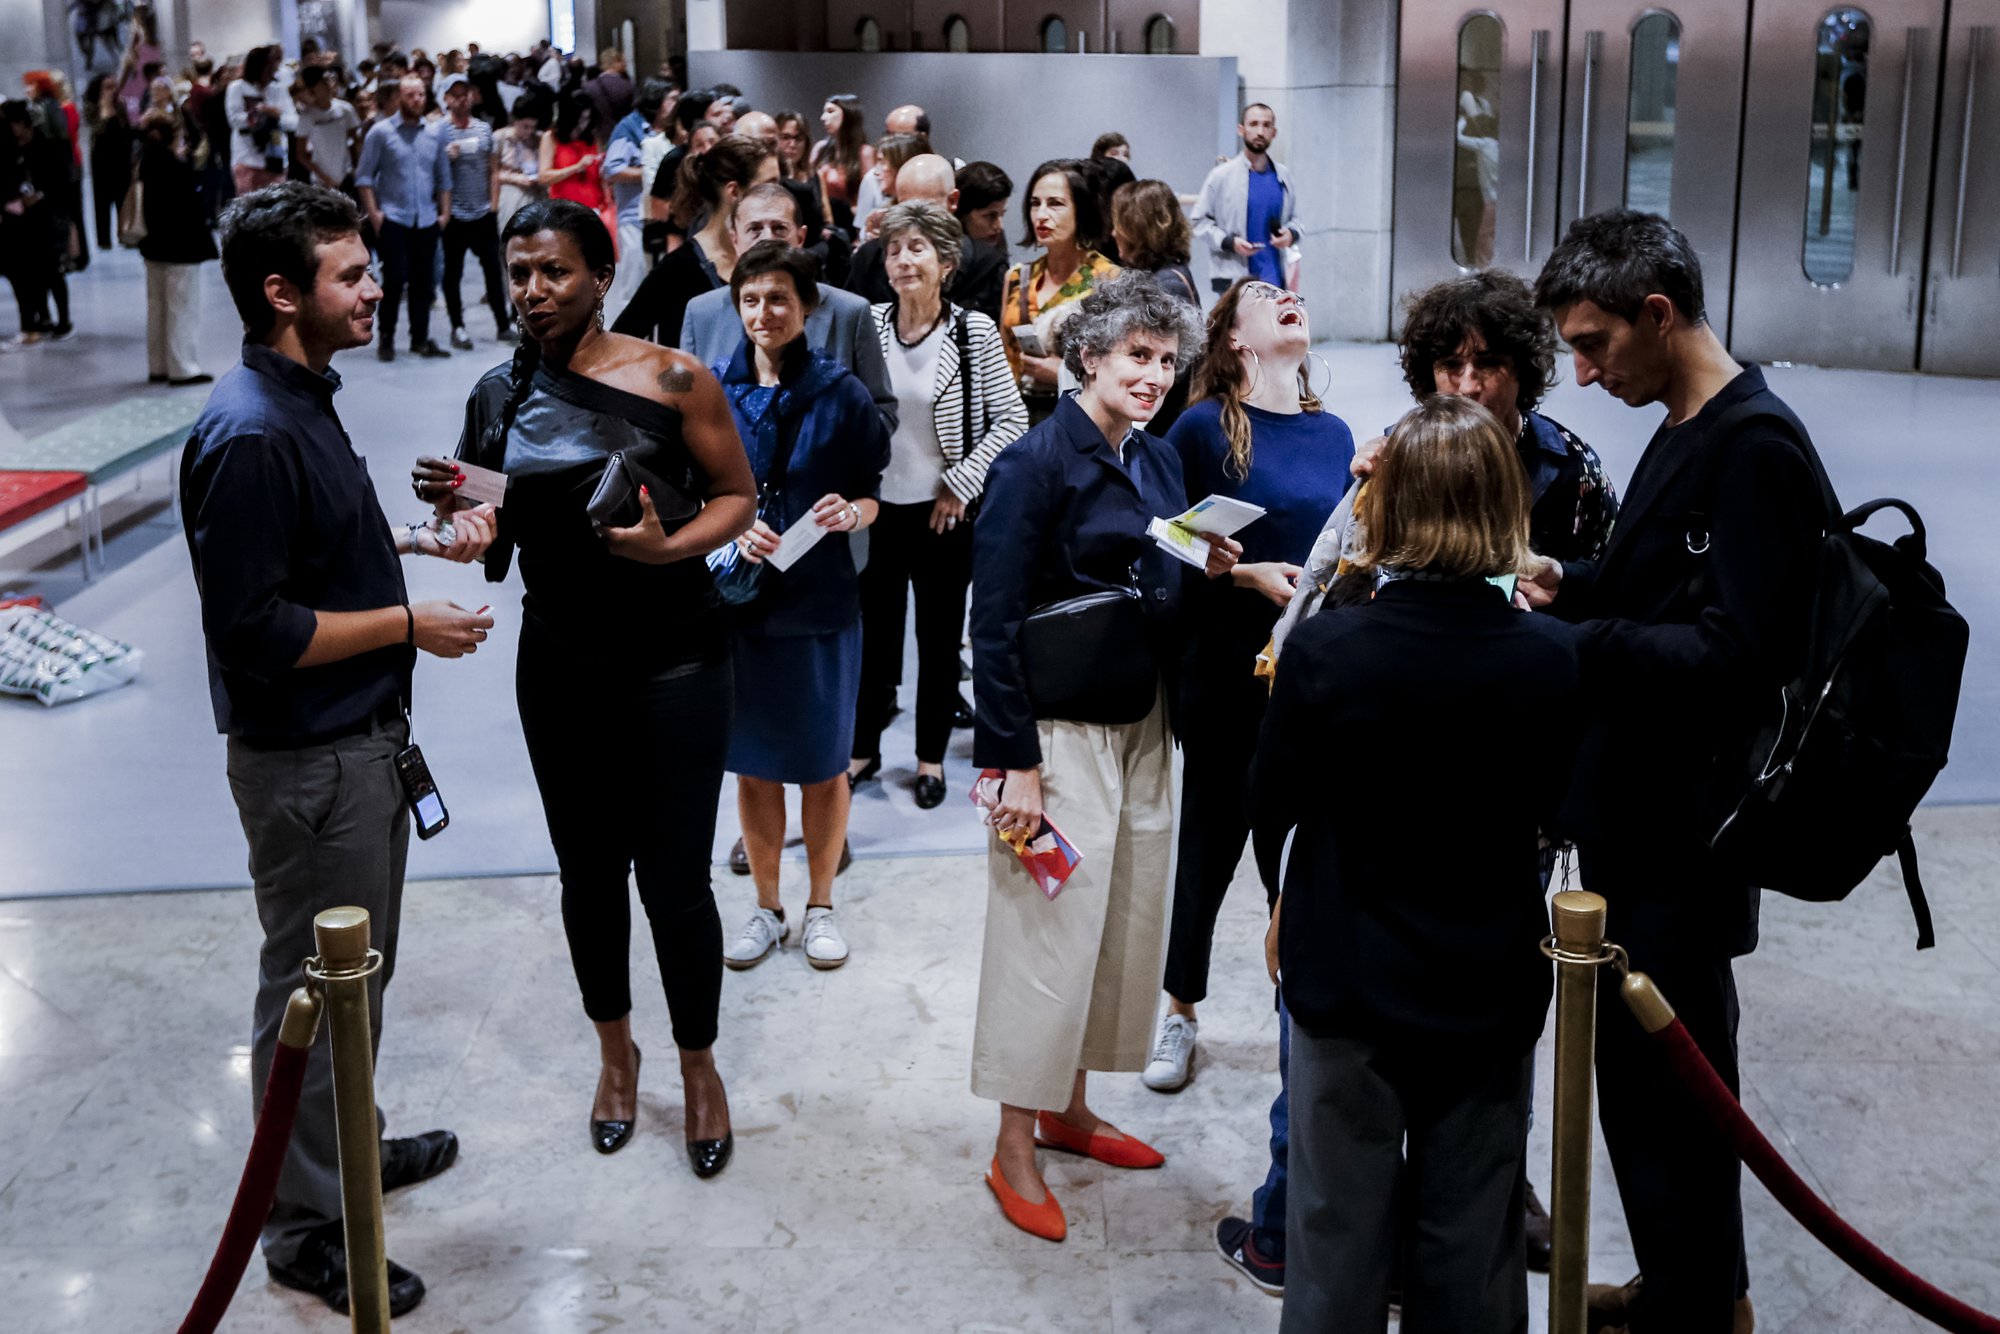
[1190,104,1300,295]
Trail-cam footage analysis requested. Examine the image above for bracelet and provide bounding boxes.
[403,604,414,645]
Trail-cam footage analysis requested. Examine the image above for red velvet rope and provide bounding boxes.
[1650,1017,2000,1334]
[176,1041,312,1334]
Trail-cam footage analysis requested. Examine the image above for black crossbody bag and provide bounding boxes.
[1020,582,1156,725]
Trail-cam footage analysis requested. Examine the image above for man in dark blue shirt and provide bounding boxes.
[181,182,495,1317]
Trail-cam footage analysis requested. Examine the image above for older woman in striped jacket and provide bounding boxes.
[849,200,1030,809]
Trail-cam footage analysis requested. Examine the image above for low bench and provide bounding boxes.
[0,395,204,576]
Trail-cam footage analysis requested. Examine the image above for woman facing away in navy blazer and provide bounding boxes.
[1250,395,1582,1334]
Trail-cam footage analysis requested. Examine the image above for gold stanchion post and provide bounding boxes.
[1548,890,1607,1334]
[308,907,389,1334]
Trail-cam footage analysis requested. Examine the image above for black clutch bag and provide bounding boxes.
[585,450,701,533]
[1020,587,1158,724]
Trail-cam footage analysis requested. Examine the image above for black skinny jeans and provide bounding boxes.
[92,136,129,249]
[376,219,438,348]
[5,209,68,333]
[852,498,973,765]
[516,617,732,1049]
[1162,657,1270,1005]
[441,212,508,331]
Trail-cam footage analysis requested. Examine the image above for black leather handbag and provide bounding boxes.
[585,449,701,533]
[1020,586,1157,724]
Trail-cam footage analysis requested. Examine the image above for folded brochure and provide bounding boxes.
[1147,494,1267,568]
[969,769,1084,899]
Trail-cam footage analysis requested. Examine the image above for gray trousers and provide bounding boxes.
[226,717,409,1266]
[1281,1020,1531,1334]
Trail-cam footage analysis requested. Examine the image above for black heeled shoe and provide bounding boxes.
[914,774,948,809]
[848,756,882,789]
[687,1130,734,1179]
[590,1045,641,1155]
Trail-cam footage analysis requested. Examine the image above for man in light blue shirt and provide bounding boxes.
[435,74,511,348]
[601,79,673,320]
[355,75,453,359]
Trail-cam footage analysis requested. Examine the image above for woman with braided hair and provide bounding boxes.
[411,198,758,1177]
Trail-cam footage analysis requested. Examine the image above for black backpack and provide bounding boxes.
[1697,413,1969,949]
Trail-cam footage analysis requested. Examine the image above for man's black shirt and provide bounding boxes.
[181,343,414,746]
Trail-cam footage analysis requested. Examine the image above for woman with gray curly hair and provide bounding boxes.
[852,199,1028,807]
[966,271,1241,1240]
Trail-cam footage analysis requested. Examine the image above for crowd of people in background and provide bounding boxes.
[103,19,1820,1334]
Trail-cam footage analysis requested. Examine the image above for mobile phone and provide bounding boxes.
[1009,323,1050,358]
[393,743,450,839]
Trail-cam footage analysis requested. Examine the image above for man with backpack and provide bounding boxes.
[1523,210,1834,1334]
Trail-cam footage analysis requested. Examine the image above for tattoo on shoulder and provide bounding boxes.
[656,366,696,393]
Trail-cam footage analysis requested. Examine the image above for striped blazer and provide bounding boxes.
[870,302,1030,505]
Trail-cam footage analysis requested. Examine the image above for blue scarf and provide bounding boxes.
[715,337,849,481]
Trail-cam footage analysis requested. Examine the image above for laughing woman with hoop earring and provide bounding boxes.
[1140,279,1356,1097]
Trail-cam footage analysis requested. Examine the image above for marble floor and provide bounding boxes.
[5,802,2000,1332]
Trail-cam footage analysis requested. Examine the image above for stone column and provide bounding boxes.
[1199,0,1397,341]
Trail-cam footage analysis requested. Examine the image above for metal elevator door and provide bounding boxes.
[1392,0,1568,310]
[1732,0,1946,369]
[1392,1,1749,329]
[1921,2,2000,374]
[1559,0,1749,341]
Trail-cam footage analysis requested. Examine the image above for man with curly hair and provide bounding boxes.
[1397,268,1618,566]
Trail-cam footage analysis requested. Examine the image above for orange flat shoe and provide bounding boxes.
[1035,1111,1165,1169]
[986,1156,1067,1241]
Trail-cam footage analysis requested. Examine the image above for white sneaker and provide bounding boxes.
[801,906,849,970]
[1142,1013,1198,1091]
[723,907,786,969]
[449,325,474,350]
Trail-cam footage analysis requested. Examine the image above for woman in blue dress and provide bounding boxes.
[713,240,889,972]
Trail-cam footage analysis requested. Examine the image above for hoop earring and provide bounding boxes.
[1305,351,1332,401]
[1245,347,1264,397]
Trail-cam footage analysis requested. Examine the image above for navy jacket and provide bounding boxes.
[1252,579,1581,1052]
[716,339,889,638]
[1554,366,1833,953]
[971,394,1190,770]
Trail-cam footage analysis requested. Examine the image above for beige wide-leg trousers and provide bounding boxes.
[145,260,203,381]
[971,692,1174,1111]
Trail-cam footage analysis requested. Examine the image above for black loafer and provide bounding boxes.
[592,1045,641,1155]
[729,837,750,875]
[380,1129,459,1192]
[376,341,394,362]
[914,775,947,809]
[413,340,451,358]
[688,1130,733,1178]
[848,756,881,789]
[952,698,975,729]
[267,1219,426,1316]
